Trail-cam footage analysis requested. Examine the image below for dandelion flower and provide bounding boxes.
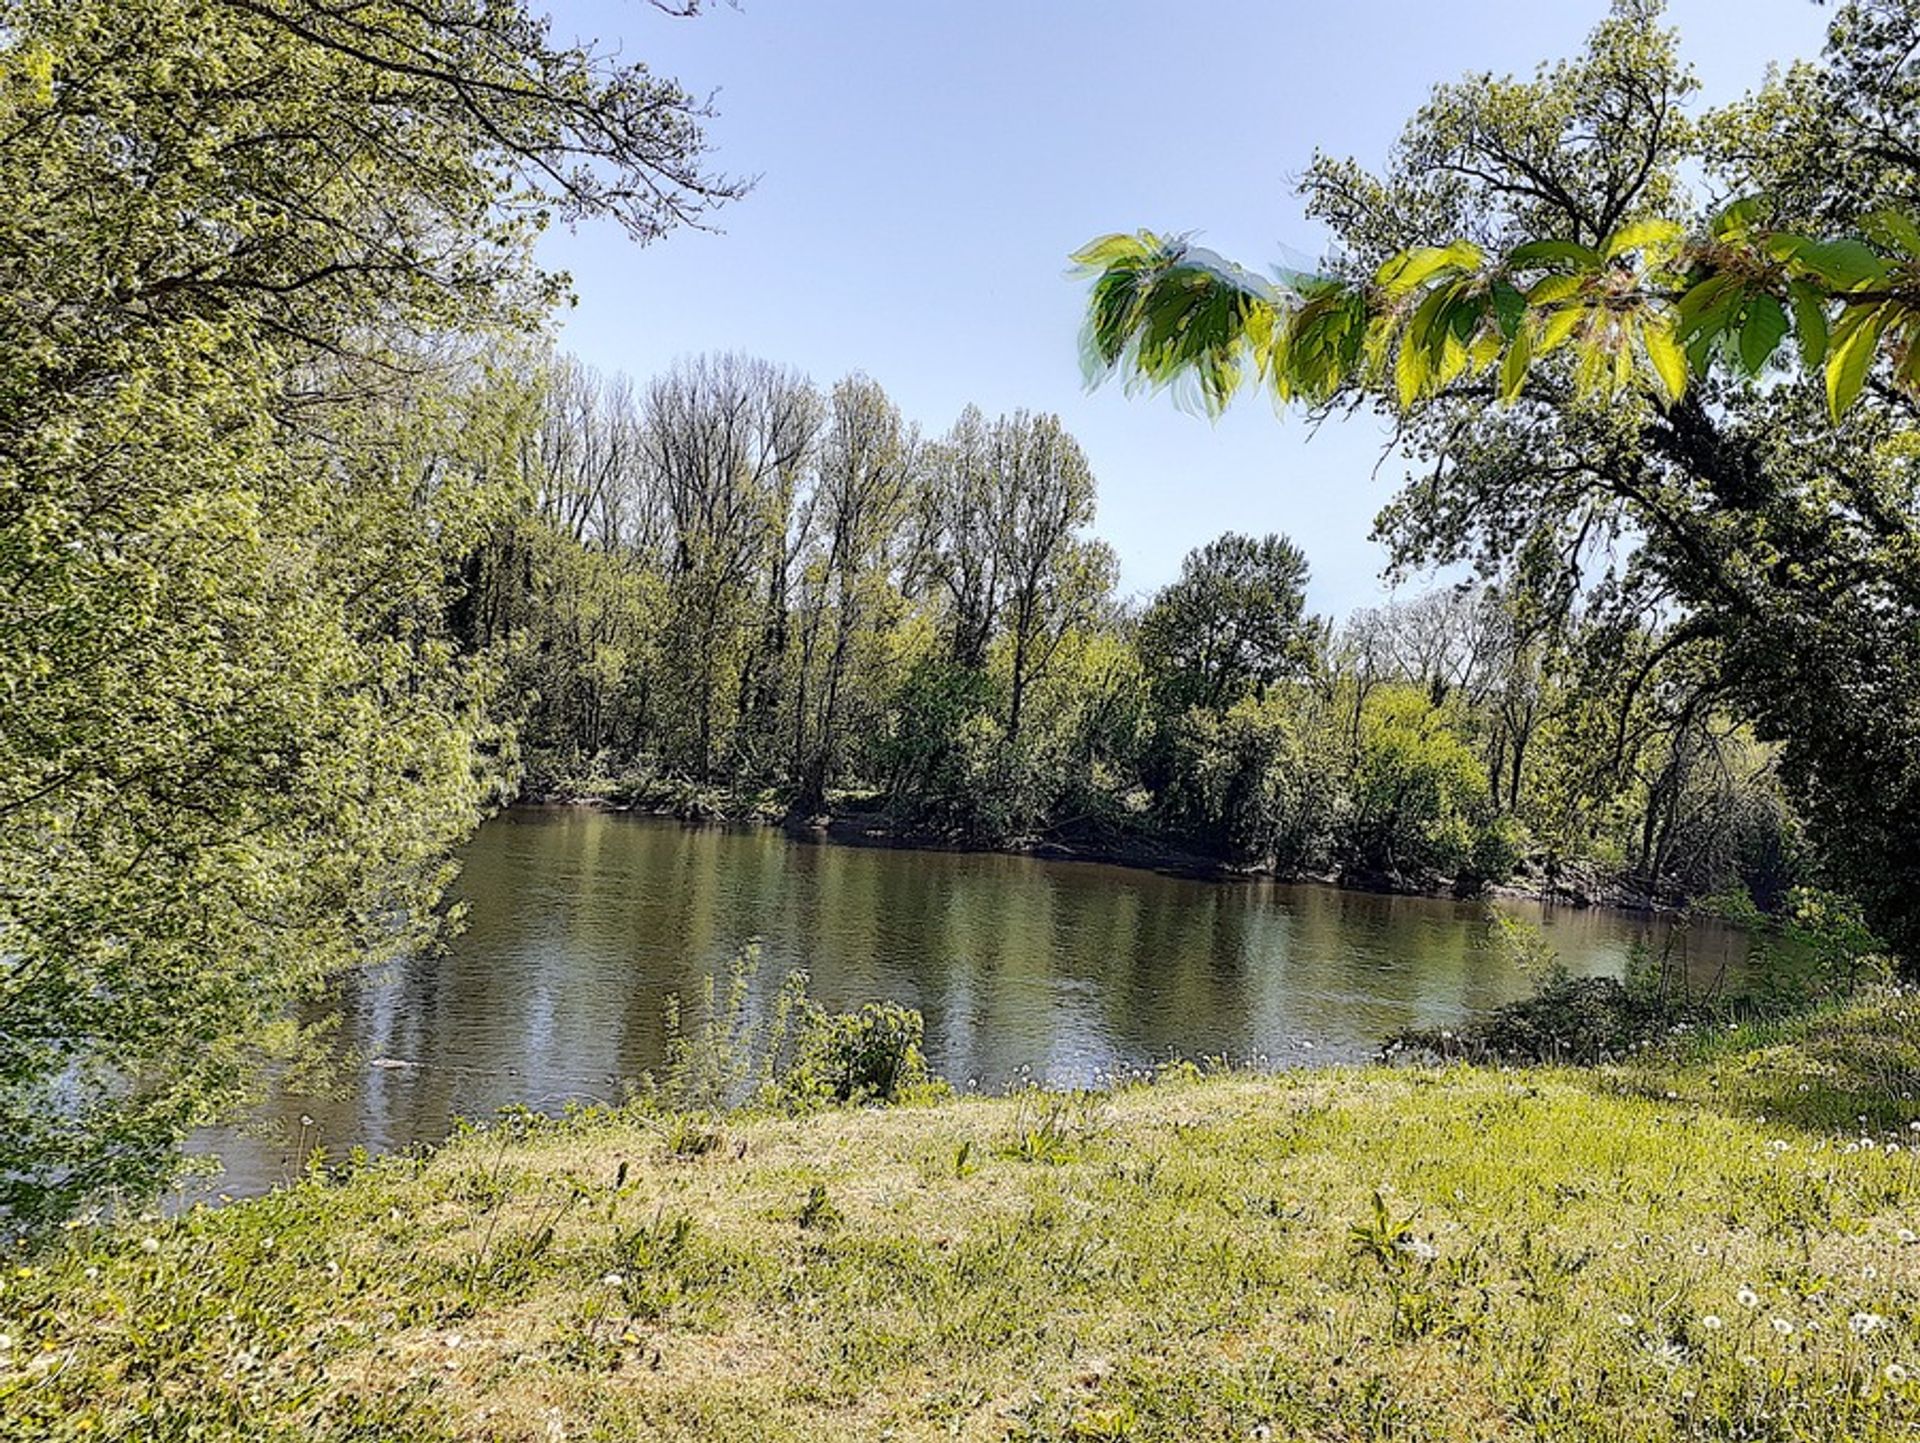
[1737,1286,1760,1310]
[1851,1312,1888,1337]
[1771,1318,1794,1336]
[1617,1313,1637,1328]
[1702,1315,1725,1331]
[1888,1363,1911,1384]
[600,1272,625,1287]
[139,1237,160,1255]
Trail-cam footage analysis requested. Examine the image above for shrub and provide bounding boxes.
[778,1001,935,1106]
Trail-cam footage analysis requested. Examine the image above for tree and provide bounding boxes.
[992,413,1109,744]
[1137,532,1315,711]
[0,0,738,1221]
[1070,0,1920,956]
[642,354,821,780]
[793,376,911,812]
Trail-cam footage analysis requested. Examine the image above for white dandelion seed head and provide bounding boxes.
[1702,1314,1725,1331]
[1771,1317,1795,1336]
[139,1237,160,1255]
[1851,1312,1888,1337]
[1737,1286,1760,1309]
[1887,1363,1911,1383]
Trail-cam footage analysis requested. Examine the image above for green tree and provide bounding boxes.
[1136,532,1314,711]
[0,0,736,1220]
[1071,0,1920,955]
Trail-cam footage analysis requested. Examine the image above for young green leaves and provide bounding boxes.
[1074,206,1920,423]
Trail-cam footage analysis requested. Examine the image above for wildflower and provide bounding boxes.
[0,1335,12,1350]
[1396,1236,1437,1262]
[445,1333,463,1350]
[600,1272,625,1287]
[1617,1313,1637,1328]
[1900,1228,1918,1245]
[1851,1312,1888,1337]
[1737,1286,1760,1310]
[1702,1315,1725,1331]
[1887,1363,1911,1384]
[300,1115,314,1128]
[1771,1318,1794,1336]
[139,1237,160,1255]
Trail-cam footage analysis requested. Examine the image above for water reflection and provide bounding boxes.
[195,807,1747,1197]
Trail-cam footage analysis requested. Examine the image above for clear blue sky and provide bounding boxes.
[540,0,1832,618]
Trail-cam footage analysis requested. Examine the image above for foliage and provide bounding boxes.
[779,1001,936,1107]
[650,952,938,1114]
[0,0,735,1221]
[1393,889,1892,1064]
[1136,531,1313,711]
[1072,0,1920,961]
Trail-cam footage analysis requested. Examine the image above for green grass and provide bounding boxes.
[8,990,1920,1441]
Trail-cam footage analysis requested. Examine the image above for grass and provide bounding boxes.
[7,990,1920,1441]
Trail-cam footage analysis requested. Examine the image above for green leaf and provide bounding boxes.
[1070,232,1161,269]
[1862,210,1920,259]
[1490,279,1527,339]
[1826,301,1891,420]
[1376,241,1484,298]
[1787,280,1829,369]
[1738,294,1790,375]
[1673,273,1742,342]
[1604,218,1683,260]
[1395,329,1432,409]
[1507,239,1603,272]
[1499,319,1533,403]
[1777,237,1889,292]
[1526,274,1584,307]
[1709,195,1769,239]
[1536,305,1585,355]
[1642,318,1688,403]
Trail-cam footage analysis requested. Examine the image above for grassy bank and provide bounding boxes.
[9,995,1920,1441]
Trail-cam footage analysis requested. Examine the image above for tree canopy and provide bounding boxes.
[0,0,737,1221]
[1071,0,1920,960]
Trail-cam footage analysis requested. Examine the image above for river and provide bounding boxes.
[195,806,1750,1197]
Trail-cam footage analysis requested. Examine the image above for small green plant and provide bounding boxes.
[779,1000,937,1106]
[796,1182,839,1230]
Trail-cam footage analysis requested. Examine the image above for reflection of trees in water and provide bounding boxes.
[206,812,1753,1196]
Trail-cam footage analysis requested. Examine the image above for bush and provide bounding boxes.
[648,953,939,1113]
[779,1001,935,1106]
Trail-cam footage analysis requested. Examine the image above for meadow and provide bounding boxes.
[8,992,1920,1442]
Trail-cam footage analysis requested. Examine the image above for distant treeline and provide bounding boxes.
[457,352,1801,907]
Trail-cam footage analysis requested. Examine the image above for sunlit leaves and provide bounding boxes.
[1076,205,1920,424]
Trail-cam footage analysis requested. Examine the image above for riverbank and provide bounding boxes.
[526,780,1666,912]
[13,991,1919,1440]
